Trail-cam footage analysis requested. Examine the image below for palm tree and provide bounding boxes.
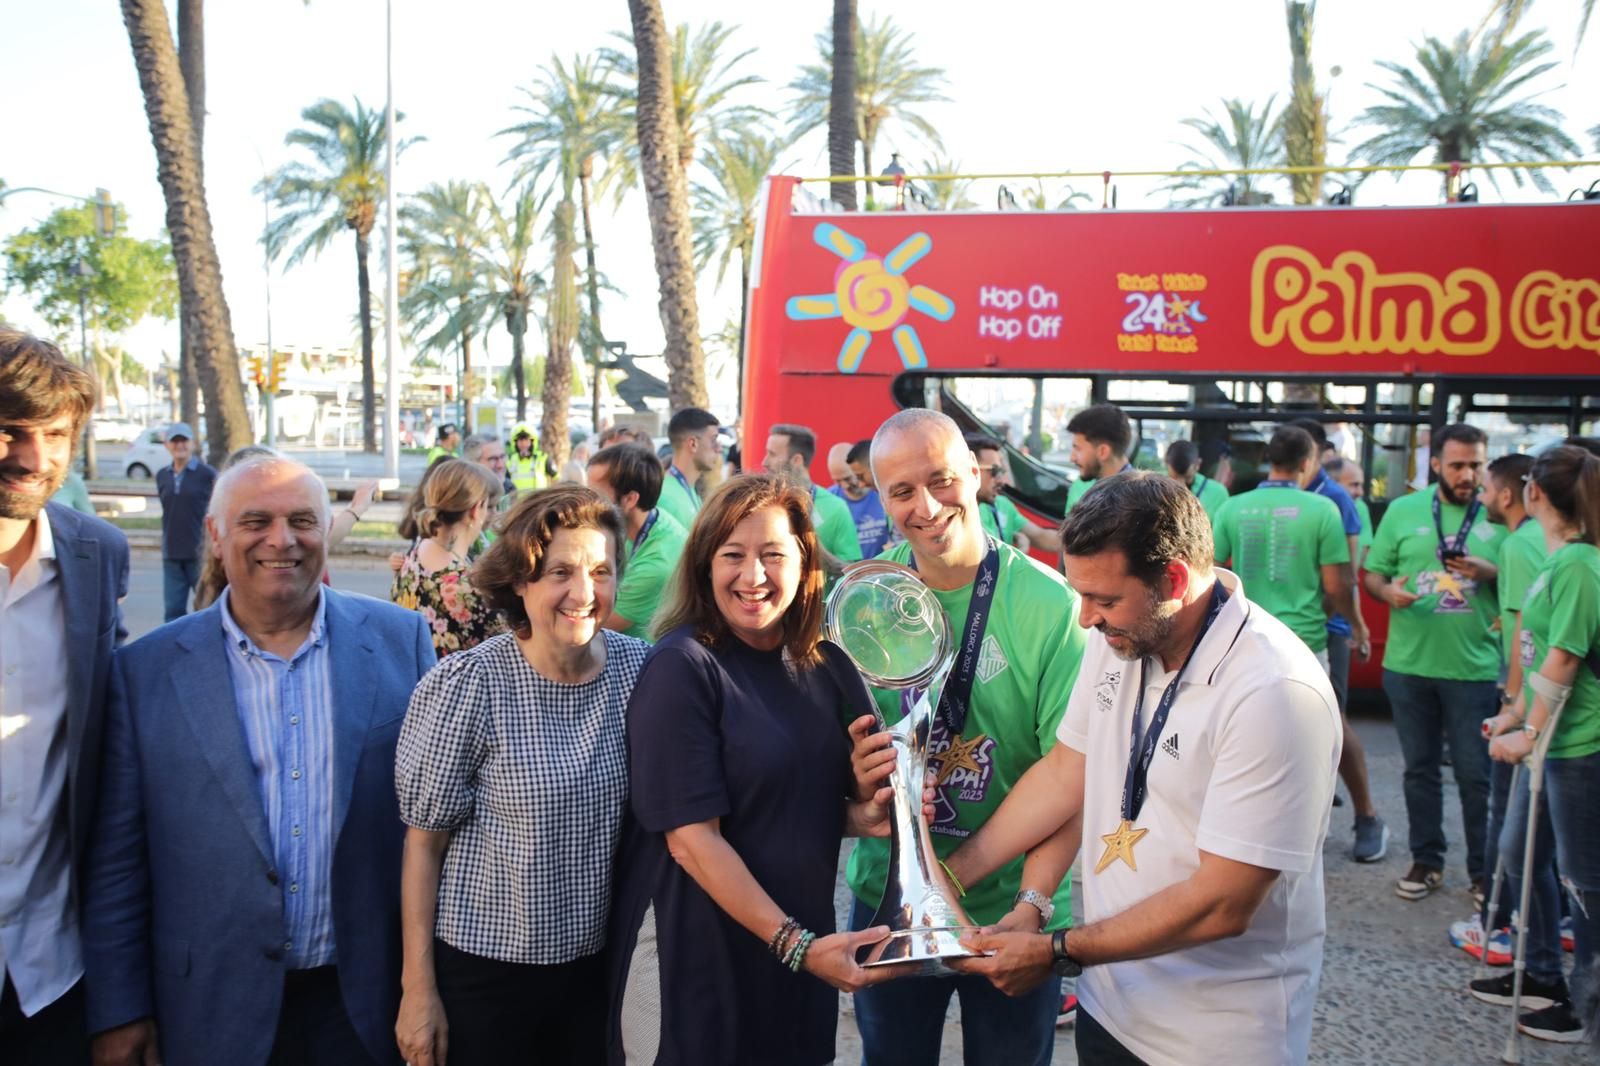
[1351,31,1580,198]
[399,181,491,433]
[176,0,203,432]
[828,0,858,210]
[625,0,710,412]
[120,0,251,463]
[788,14,949,208]
[599,21,769,193]
[499,54,623,431]
[692,130,791,403]
[911,156,975,210]
[1478,0,1594,51]
[474,185,544,423]
[261,98,418,452]
[1284,1,1329,204]
[541,197,580,471]
[1160,98,1285,207]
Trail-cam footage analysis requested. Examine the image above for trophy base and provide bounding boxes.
[857,925,986,977]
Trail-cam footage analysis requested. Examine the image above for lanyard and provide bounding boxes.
[668,465,696,504]
[632,508,659,553]
[1190,474,1206,498]
[908,536,1001,735]
[1121,581,1230,822]
[983,501,1002,538]
[1432,491,1482,556]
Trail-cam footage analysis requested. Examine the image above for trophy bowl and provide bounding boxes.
[824,560,983,976]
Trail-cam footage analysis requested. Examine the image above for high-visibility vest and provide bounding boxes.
[508,449,546,493]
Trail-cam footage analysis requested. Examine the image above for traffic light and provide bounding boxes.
[248,354,264,387]
[266,354,285,394]
[94,188,116,237]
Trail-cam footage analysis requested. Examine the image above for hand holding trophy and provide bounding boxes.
[824,559,983,976]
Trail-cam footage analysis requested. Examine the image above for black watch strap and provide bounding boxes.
[1050,928,1081,977]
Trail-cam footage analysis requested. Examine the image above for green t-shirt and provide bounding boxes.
[1518,541,1600,759]
[657,466,699,532]
[811,485,863,563]
[616,509,687,642]
[845,541,1089,929]
[979,495,1025,545]
[1190,473,1229,525]
[1355,498,1374,560]
[1498,519,1548,666]
[1213,484,1348,652]
[1366,490,1506,681]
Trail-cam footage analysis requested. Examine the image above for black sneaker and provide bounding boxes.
[1395,863,1443,900]
[1519,1000,1586,1043]
[1468,971,1569,1011]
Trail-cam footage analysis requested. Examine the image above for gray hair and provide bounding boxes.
[869,407,963,487]
[207,455,331,535]
[461,431,500,462]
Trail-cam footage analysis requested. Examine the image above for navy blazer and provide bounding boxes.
[83,588,436,1066]
[44,502,130,886]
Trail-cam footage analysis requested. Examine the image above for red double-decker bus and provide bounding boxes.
[738,173,1600,685]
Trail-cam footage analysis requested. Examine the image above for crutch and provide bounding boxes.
[1475,758,1522,983]
[1502,671,1573,1065]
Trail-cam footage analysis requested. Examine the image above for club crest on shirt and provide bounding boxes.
[926,717,996,837]
[1095,669,1122,712]
[975,634,1009,684]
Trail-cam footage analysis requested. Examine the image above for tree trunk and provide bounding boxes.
[354,226,377,452]
[737,241,751,416]
[458,295,473,434]
[628,0,709,412]
[177,0,203,439]
[580,164,605,431]
[861,138,876,210]
[121,0,250,465]
[508,299,528,422]
[1285,1,1326,205]
[542,197,578,471]
[829,0,859,210]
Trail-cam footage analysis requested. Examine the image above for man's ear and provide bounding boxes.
[1161,559,1194,603]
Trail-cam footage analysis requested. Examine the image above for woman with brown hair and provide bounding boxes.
[395,486,650,1065]
[605,474,898,1066]
[390,458,505,657]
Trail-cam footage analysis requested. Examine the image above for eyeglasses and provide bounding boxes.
[981,464,1006,477]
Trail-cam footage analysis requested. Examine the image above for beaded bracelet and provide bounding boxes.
[786,930,817,973]
[781,928,809,970]
[768,916,800,958]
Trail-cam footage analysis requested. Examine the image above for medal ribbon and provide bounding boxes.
[1432,491,1482,557]
[908,535,1001,735]
[668,465,697,506]
[632,508,659,553]
[1120,581,1230,822]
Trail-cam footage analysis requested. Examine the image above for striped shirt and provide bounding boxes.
[217,587,337,970]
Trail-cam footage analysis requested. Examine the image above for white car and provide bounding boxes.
[122,426,171,479]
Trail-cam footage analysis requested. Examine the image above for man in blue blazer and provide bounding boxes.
[84,455,436,1066]
[0,330,129,1066]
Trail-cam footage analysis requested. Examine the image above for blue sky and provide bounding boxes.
[3,0,1596,405]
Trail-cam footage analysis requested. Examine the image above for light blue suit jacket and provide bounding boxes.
[83,588,436,1066]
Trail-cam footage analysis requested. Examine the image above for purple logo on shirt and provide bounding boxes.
[926,715,996,838]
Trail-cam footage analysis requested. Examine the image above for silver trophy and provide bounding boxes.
[824,559,981,975]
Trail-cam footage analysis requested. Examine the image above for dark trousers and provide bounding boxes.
[162,557,201,621]
[1327,630,1351,714]
[1382,670,1494,880]
[0,975,89,1066]
[849,898,1059,1066]
[266,966,381,1066]
[433,937,606,1066]
[1075,1006,1148,1065]
[1483,757,1517,929]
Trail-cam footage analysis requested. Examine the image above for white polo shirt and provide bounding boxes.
[1058,569,1340,1066]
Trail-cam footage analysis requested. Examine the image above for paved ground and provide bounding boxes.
[121,554,1594,1062]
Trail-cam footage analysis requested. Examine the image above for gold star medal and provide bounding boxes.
[1094,819,1150,874]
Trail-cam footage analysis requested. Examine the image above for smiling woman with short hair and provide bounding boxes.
[393,486,648,1065]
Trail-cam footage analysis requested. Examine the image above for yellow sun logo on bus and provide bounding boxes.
[785,223,956,373]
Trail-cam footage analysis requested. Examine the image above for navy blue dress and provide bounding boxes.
[605,626,862,1066]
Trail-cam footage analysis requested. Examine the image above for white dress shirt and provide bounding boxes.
[0,513,80,1015]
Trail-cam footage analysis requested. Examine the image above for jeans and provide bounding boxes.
[1545,750,1600,1021]
[433,938,605,1066]
[265,966,379,1066]
[1327,631,1351,714]
[1498,766,1563,982]
[1382,670,1494,879]
[850,898,1059,1066]
[1075,1006,1148,1064]
[162,557,201,622]
[1483,758,1517,929]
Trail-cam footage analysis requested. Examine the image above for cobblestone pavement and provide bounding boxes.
[833,706,1597,1064]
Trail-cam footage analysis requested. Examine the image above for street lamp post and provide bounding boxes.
[382,0,400,480]
[70,258,97,480]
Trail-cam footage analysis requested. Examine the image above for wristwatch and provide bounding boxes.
[1050,928,1082,978]
[1014,889,1055,927]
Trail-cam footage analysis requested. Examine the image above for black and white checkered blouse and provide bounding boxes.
[396,628,649,964]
